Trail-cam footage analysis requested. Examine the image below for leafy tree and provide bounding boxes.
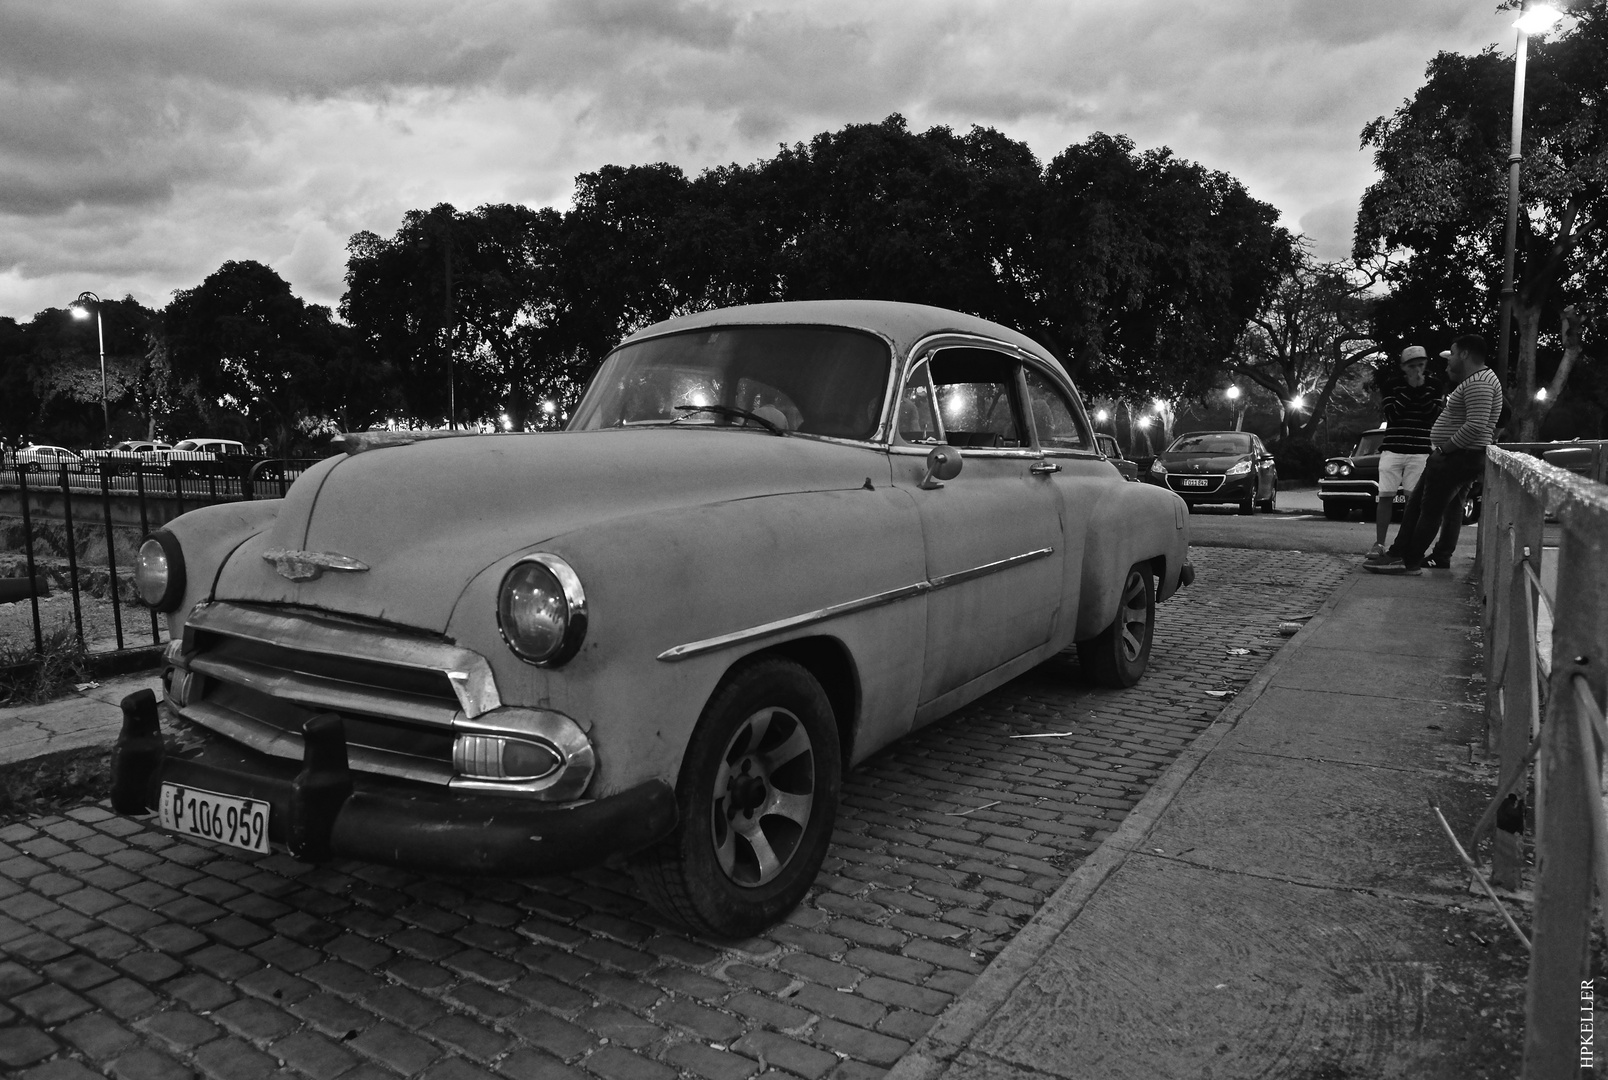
[343,203,563,431]
[1356,4,1608,439]
[165,261,334,454]
[1036,133,1291,405]
[1230,246,1384,443]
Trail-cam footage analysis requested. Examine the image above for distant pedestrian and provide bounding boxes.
[1365,334,1503,576]
[1367,346,1438,558]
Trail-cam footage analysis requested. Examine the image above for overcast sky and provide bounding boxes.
[0,0,1523,322]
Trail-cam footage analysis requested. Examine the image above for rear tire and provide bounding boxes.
[631,658,840,938]
[1462,490,1481,525]
[1077,563,1155,688]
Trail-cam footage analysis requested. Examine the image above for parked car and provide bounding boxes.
[167,437,247,461]
[1145,430,1278,514]
[115,300,1194,935]
[1319,429,1480,525]
[11,444,84,472]
[1095,433,1139,481]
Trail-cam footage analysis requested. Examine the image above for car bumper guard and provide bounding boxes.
[110,690,677,875]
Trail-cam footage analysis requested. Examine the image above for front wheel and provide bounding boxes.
[631,658,840,938]
[1078,563,1155,688]
[1258,486,1278,513]
[1321,501,1348,521]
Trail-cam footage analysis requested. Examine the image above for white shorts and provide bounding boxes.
[1378,450,1426,496]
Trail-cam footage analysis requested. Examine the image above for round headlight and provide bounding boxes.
[1324,462,1340,476]
[497,554,587,666]
[135,531,186,612]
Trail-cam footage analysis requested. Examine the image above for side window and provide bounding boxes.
[895,362,942,443]
[927,347,1024,449]
[1023,368,1090,451]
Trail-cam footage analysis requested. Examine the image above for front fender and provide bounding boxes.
[1074,482,1189,641]
[162,500,283,635]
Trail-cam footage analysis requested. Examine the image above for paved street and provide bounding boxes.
[0,546,1353,1080]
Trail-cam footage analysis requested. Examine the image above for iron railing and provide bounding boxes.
[1474,443,1608,1078]
[1,458,320,662]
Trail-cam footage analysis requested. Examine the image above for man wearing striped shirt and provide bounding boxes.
[1366,334,1503,575]
[1369,345,1439,557]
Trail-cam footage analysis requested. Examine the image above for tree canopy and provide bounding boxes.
[1356,2,1608,438]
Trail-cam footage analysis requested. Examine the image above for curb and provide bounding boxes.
[885,567,1366,1080]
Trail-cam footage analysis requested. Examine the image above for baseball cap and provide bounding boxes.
[1438,350,1452,359]
[1400,346,1428,363]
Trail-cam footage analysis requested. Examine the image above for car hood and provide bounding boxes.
[211,428,881,631]
[1158,453,1250,473]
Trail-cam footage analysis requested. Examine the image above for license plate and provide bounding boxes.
[1179,478,1209,487]
[159,784,270,854]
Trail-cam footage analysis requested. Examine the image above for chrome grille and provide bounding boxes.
[174,601,502,785]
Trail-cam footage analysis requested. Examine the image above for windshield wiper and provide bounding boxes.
[672,404,785,435]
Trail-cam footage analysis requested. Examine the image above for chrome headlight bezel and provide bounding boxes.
[135,531,187,612]
[1323,461,1341,476]
[496,553,588,667]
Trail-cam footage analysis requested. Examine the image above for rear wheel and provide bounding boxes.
[1462,489,1481,525]
[1078,563,1155,688]
[631,659,840,937]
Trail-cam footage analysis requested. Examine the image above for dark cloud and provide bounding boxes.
[0,0,1524,320]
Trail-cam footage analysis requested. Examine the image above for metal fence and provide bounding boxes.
[1475,443,1608,1077]
[1,458,320,662]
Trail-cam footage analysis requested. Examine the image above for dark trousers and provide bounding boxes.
[1390,447,1485,567]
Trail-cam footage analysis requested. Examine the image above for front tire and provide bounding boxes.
[1258,486,1278,513]
[1321,502,1348,521]
[631,658,840,938]
[1078,563,1155,688]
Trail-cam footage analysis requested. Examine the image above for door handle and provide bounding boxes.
[1030,462,1062,475]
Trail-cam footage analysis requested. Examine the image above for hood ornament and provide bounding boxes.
[262,549,370,582]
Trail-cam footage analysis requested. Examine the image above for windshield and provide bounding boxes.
[1167,433,1252,455]
[568,325,892,440]
[173,441,200,451]
[1354,432,1385,456]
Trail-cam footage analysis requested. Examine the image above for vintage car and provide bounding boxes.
[1144,430,1278,514]
[1094,433,1139,481]
[116,300,1193,936]
[1319,429,1481,525]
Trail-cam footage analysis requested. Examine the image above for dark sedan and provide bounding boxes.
[1145,430,1278,514]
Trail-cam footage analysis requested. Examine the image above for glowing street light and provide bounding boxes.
[69,291,109,440]
[1225,386,1240,401]
[1289,394,1306,411]
[1535,387,1548,402]
[1497,3,1565,389]
[1135,415,1151,428]
[541,400,557,416]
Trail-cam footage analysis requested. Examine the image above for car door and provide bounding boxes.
[892,343,1064,709]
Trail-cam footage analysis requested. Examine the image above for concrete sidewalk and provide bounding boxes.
[0,672,162,770]
[890,559,1525,1079]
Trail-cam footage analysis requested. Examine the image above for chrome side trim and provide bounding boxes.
[928,547,1054,591]
[183,602,501,718]
[656,546,1054,662]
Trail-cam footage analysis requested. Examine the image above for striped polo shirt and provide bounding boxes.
[1379,382,1440,454]
[1430,367,1503,450]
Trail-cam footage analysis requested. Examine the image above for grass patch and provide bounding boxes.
[0,623,91,706]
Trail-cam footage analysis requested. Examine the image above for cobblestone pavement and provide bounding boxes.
[0,547,1352,1080]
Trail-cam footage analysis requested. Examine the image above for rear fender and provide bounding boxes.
[1074,484,1188,641]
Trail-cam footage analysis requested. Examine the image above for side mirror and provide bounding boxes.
[919,445,963,490]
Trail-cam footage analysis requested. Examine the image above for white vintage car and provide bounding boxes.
[118,300,1193,935]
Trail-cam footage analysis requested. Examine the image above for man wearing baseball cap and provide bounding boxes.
[1366,345,1439,558]
[1366,334,1503,575]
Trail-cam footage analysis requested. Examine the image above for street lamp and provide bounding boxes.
[69,291,109,441]
[1225,385,1243,431]
[1496,2,1564,389]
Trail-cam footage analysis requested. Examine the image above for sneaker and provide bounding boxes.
[1363,562,1422,575]
[1424,555,1452,569]
[1365,543,1386,559]
[1364,551,1402,565]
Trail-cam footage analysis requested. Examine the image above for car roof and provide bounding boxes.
[619,300,1061,368]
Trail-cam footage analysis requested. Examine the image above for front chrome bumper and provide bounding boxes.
[164,601,594,801]
[110,690,675,873]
